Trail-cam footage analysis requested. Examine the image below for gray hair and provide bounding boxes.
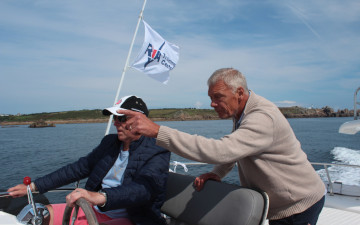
[207,68,249,93]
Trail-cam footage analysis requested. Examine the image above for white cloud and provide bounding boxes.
[1,0,359,114]
[274,100,298,107]
[194,101,203,109]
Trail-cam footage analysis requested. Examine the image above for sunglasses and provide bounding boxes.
[114,115,127,123]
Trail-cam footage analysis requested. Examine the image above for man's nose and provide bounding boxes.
[114,120,125,127]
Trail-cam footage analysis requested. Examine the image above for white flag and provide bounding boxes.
[131,20,180,84]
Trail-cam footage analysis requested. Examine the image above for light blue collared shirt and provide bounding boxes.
[94,144,129,218]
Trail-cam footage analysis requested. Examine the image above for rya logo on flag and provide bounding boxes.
[131,20,179,84]
[144,42,165,68]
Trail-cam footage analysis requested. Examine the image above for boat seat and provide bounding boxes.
[161,172,269,225]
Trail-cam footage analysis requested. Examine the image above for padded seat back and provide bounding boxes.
[161,173,268,225]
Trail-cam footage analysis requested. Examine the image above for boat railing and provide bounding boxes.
[2,161,358,198]
[311,162,360,196]
[170,161,360,197]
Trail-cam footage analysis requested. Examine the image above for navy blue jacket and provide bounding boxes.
[34,134,170,225]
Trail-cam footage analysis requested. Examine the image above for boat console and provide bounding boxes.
[16,177,49,225]
[0,177,49,225]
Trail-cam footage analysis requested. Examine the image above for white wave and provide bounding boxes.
[317,147,360,186]
[332,147,360,165]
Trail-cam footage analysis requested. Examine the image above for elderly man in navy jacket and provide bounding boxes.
[8,95,171,225]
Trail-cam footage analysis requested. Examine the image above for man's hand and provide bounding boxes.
[117,110,160,138]
[65,188,106,208]
[193,172,221,191]
[7,184,27,198]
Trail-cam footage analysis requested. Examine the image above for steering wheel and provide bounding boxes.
[62,198,99,225]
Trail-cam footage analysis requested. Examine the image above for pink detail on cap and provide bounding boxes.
[116,99,122,105]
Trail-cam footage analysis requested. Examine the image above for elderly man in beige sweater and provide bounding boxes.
[118,68,326,225]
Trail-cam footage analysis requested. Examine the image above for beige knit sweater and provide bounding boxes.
[156,91,325,220]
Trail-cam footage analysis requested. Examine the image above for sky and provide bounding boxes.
[1,0,360,115]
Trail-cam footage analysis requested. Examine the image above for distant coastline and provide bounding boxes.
[0,106,356,126]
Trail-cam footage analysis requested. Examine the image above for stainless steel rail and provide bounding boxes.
[2,162,358,198]
[311,162,360,195]
[0,188,76,198]
[170,161,360,196]
[0,191,10,197]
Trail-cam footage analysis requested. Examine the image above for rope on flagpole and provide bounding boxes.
[105,0,148,135]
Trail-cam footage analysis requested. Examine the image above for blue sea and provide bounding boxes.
[1,117,359,203]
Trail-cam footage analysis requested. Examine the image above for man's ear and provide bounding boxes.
[237,87,244,99]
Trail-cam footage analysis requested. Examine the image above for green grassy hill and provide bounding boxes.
[1,109,105,123]
[0,108,219,124]
[0,106,354,125]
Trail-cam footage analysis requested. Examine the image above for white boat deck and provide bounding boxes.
[318,193,360,225]
[264,193,360,225]
[0,211,22,225]
[319,207,360,225]
[263,188,360,225]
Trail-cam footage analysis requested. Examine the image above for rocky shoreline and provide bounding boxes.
[279,106,354,118]
[0,117,219,126]
[1,106,356,126]
[0,115,353,126]
[1,119,109,126]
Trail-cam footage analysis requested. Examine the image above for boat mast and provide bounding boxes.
[105,0,148,135]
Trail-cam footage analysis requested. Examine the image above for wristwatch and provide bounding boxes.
[98,190,107,207]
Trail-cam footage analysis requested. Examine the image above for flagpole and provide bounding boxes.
[105,0,148,135]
